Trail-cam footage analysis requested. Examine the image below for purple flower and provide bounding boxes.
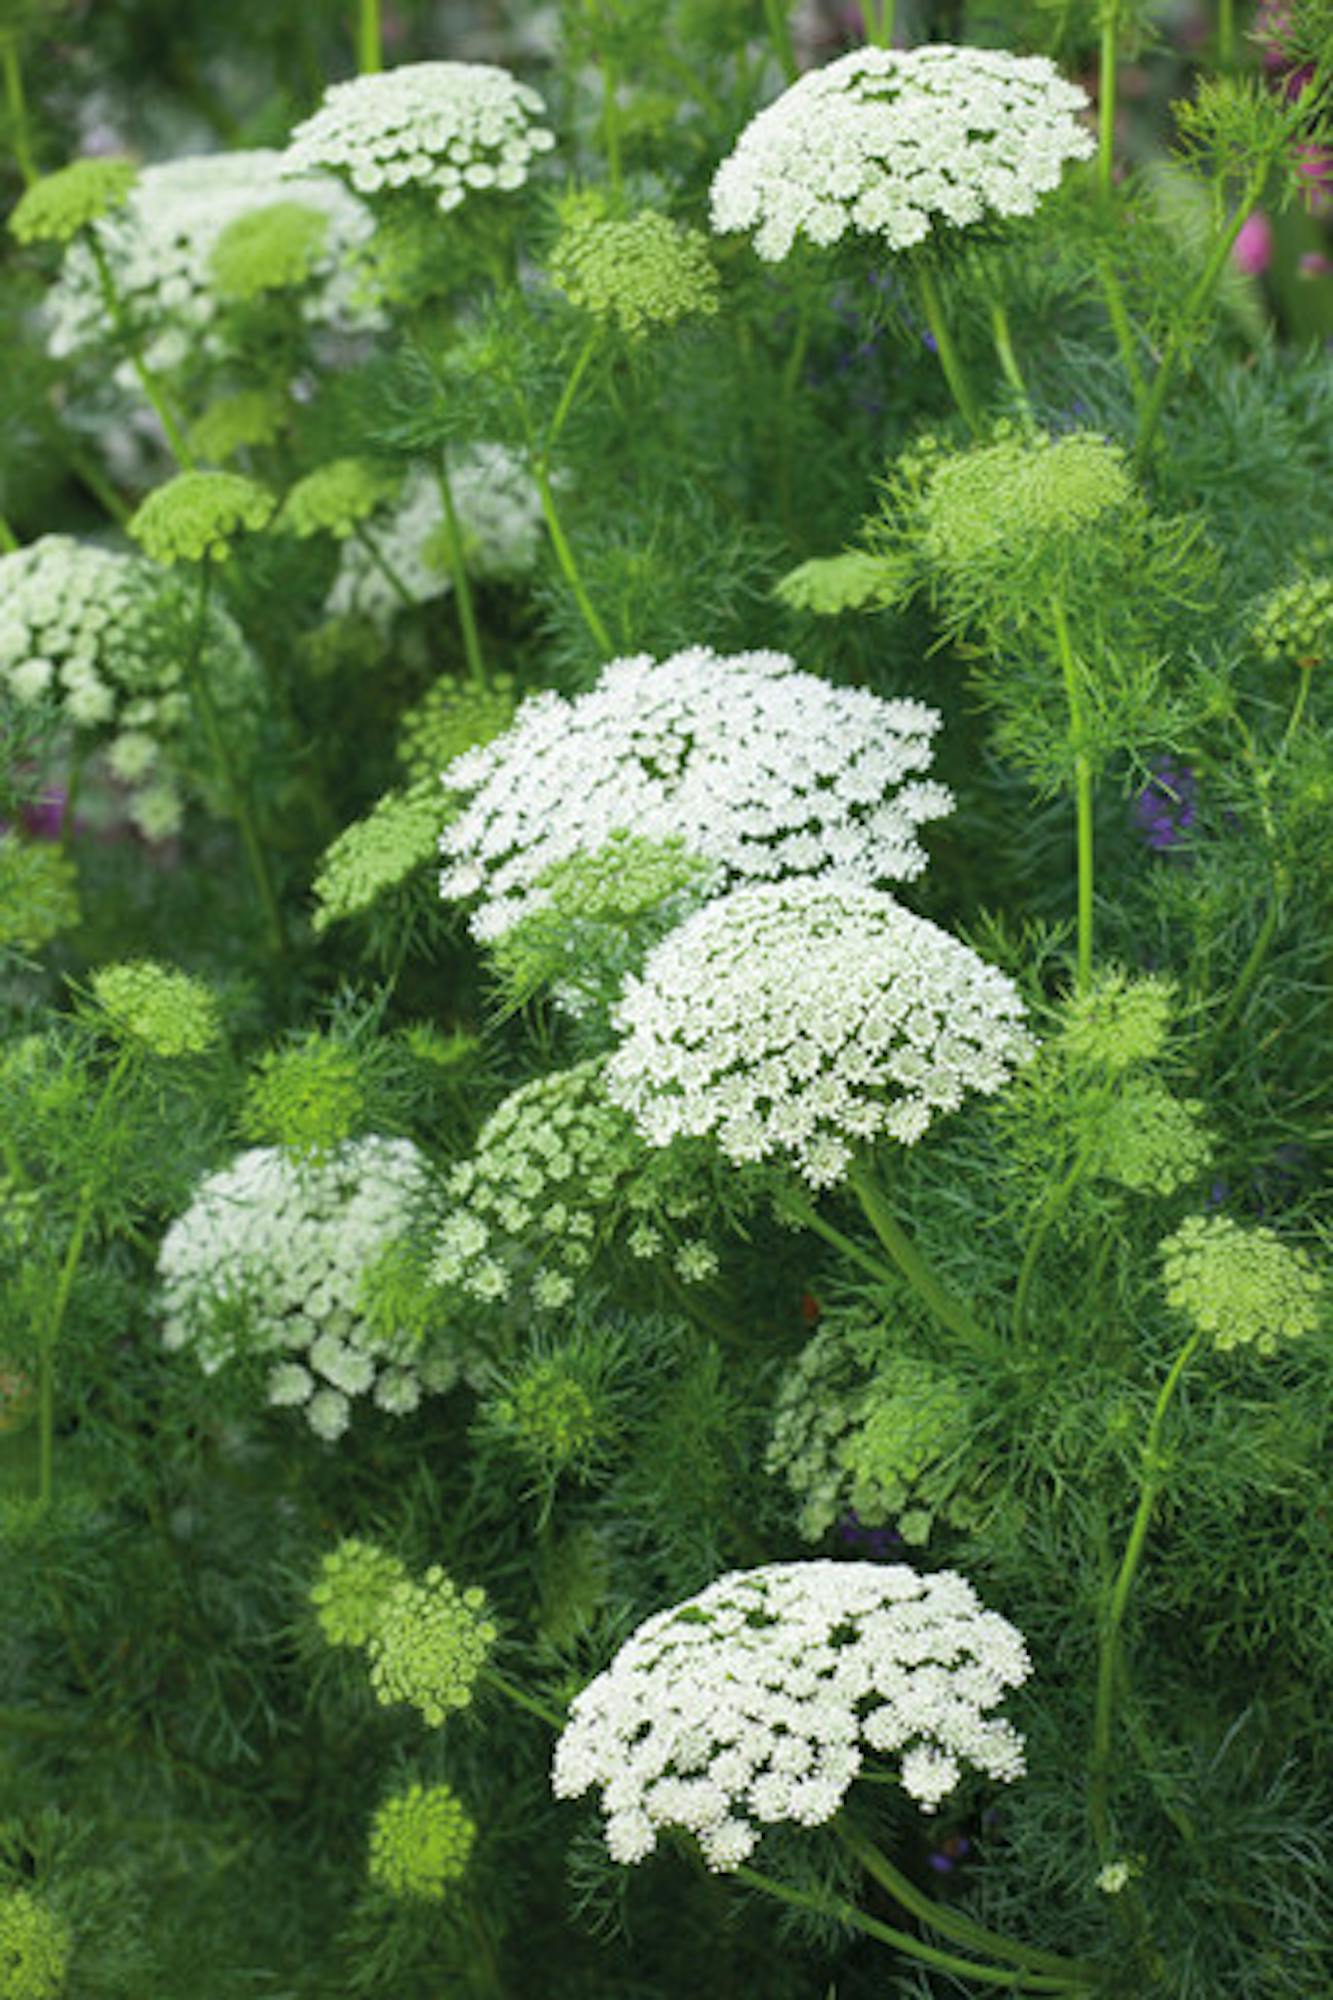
[927,1835,971,1874]
[836,1509,902,1559]
[1132,758,1197,851]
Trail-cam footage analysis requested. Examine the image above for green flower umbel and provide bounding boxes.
[310,1537,410,1649]
[1160,1214,1323,1355]
[549,201,720,339]
[368,1782,476,1899]
[0,1888,71,2000]
[90,960,222,1058]
[209,200,332,299]
[8,156,138,245]
[241,1034,367,1156]
[368,1566,496,1724]
[919,430,1134,591]
[1250,573,1333,668]
[280,457,401,541]
[129,471,274,564]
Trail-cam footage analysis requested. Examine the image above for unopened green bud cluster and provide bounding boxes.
[549,203,720,338]
[241,1034,367,1155]
[9,156,138,244]
[0,839,81,954]
[310,1536,409,1648]
[1250,574,1333,667]
[398,673,519,786]
[368,1781,476,1899]
[1160,1214,1323,1354]
[210,200,331,299]
[0,1887,71,2000]
[311,784,442,931]
[368,1565,497,1724]
[129,471,274,565]
[90,959,222,1058]
[281,457,401,540]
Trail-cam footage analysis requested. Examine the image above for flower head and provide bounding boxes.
[283,62,555,213]
[0,839,81,954]
[129,471,274,565]
[607,878,1033,1189]
[550,201,720,337]
[398,672,520,786]
[1132,757,1197,852]
[1160,1214,1322,1354]
[368,1566,497,1724]
[240,1033,367,1156]
[311,784,442,931]
[9,155,138,244]
[188,389,289,464]
[310,1536,410,1648]
[553,1560,1030,1870]
[1251,573,1333,667]
[918,430,1134,590]
[280,457,402,540]
[368,1782,476,1898]
[209,199,332,299]
[90,960,222,1057]
[0,1888,71,2000]
[439,646,953,943]
[710,44,1093,262]
[1057,970,1175,1074]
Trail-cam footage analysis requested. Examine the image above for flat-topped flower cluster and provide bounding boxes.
[553,1560,1031,1870]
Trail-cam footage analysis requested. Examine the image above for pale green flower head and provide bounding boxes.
[280,457,401,541]
[0,1887,71,2000]
[920,429,1135,588]
[310,1537,410,1649]
[311,784,441,931]
[1058,970,1176,1075]
[189,389,289,464]
[1160,1214,1323,1354]
[397,673,519,786]
[209,199,332,299]
[0,839,80,954]
[129,471,274,565]
[1091,1080,1211,1197]
[90,960,222,1058]
[1250,573,1333,668]
[549,200,720,339]
[9,155,138,244]
[368,1782,476,1899]
[367,1566,497,1725]
[241,1033,366,1156]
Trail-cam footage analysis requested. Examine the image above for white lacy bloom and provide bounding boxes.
[157,1138,460,1437]
[608,878,1033,1188]
[325,449,543,624]
[439,647,953,941]
[553,1560,1030,1871]
[283,62,556,213]
[44,151,381,381]
[711,44,1094,262]
[0,535,260,828]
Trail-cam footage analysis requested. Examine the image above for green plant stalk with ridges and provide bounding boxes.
[357,0,381,73]
[435,455,490,687]
[86,231,197,469]
[1050,595,1095,991]
[915,264,981,434]
[2,30,37,188]
[863,0,897,47]
[1098,2,1121,203]
[523,332,612,654]
[846,1158,1001,1359]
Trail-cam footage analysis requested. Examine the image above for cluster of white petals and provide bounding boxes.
[0,534,259,840]
[45,151,381,381]
[326,449,543,624]
[157,1139,458,1439]
[283,61,555,213]
[710,44,1094,261]
[552,1560,1030,1871]
[439,648,953,943]
[607,878,1033,1188]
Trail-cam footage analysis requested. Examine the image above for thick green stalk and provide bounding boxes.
[1098,3,1120,203]
[1218,0,1236,67]
[86,233,196,468]
[1050,594,1095,992]
[773,1181,901,1292]
[0,511,18,553]
[863,0,896,46]
[435,455,490,687]
[989,298,1032,416]
[1133,169,1267,470]
[1088,1329,1203,1857]
[846,1160,1000,1358]
[601,55,623,194]
[357,0,382,73]
[2,31,37,188]
[915,263,981,434]
[762,0,799,82]
[484,1664,565,1730]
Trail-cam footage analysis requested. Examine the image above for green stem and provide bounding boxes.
[839,1826,1098,1981]
[862,0,896,45]
[734,1864,1091,1991]
[1095,256,1147,410]
[845,1160,1000,1358]
[1088,1329,1203,1857]
[777,299,811,540]
[915,263,981,434]
[1011,1143,1095,1341]
[86,234,196,469]
[1097,3,1120,204]
[357,0,382,72]
[547,333,600,458]
[352,518,417,610]
[2,32,38,188]
[484,1665,565,1730]
[600,55,623,194]
[44,418,133,526]
[37,1183,95,1509]
[0,511,18,553]
[435,455,490,688]
[762,0,799,82]
[989,298,1032,415]
[533,461,612,654]
[1050,595,1095,992]
[180,563,286,954]
[1133,170,1267,471]
[1218,0,1235,68]
[773,1182,901,1292]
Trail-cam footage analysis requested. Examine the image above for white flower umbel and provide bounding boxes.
[607,878,1033,1189]
[710,44,1094,262]
[0,534,260,839]
[283,62,556,213]
[439,647,953,943]
[325,450,543,625]
[157,1138,460,1436]
[552,1560,1030,1871]
[44,151,381,383]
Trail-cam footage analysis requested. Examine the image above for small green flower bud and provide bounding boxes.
[367,1566,496,1724]
[311,784,441,931]
[209,200,331,299]
[368,1781,476,1899]
[1160,1214,1323,1354]
[549,201,720,338]
[0,1887,71,1999]
[241,1034,366,1156]
[90,959,222,1058]
[397,673,518,785]
[188,389,289,465]
[129,471,274,565]
[310,1537,410,1648]
[280,458,401,540]
[1250,574,1333,669]
[9,156,138,244]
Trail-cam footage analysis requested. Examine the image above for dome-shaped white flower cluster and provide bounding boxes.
[710,44,1094,262]
[552,1560,1030,1871]
[439,648,953,943]
[0,535,260,840]
[44,151,382,383]
[607,878,1033,1188]
[157,1139,459,1439]
[283,62,556,212]
[325,449,543,625]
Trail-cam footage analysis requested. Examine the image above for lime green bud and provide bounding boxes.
[280,458,401,541]
[550,202,720,338]
[397,673,518,785]
[0,1887,71,2000]
[9,156,138,245]
[310,1537,410,1649]
[1058,970,1175,1074]
[368,1566,496,1724]
[241,1034,366,1157]
[1160,1214,1323,1354]
[0,838,80,953]
[921,430,1134,584]
[488,1356,606,1478]
[129,471,274,565]
[368,1781,476,1899]
[90,959,222,1058]
[1092,1081,1211,1197]
[189,389,289,465]
[311,784,441,931]
[210,200,331,299]
[1250,574,1333,668]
